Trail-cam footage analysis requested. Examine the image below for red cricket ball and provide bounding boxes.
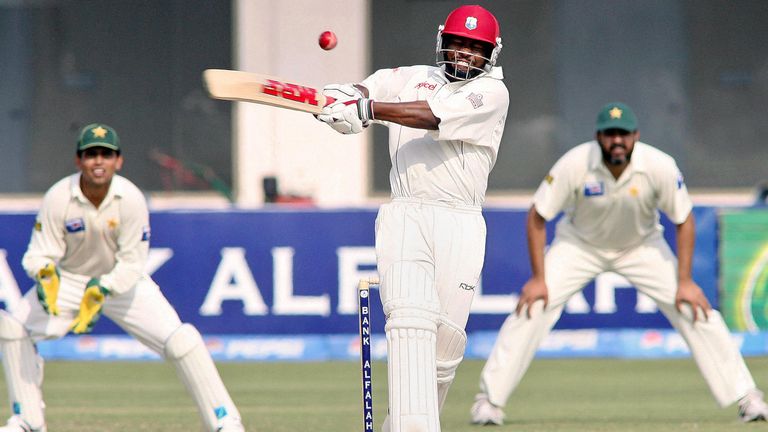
[318,31,338,51]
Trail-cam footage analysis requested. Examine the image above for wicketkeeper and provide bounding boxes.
[0,124,245,432]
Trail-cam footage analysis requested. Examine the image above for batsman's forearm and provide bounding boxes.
[675,213,696,280]
[371,101,440,130]
[526,206,547,278]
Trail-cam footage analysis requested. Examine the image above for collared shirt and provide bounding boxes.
[22,173,150,295]
[533,141,693,249]
[361,65,509,206]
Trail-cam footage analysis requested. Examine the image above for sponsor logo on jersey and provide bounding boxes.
[65,218,85,233]
[141,225,151,241]
[466,92,484,109]
[583,181,605,197]
[414,81,437,91]
[465,16,478,30]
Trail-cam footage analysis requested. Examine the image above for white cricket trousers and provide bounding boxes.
[376,198,486,432]
[480,231,757,408]
[11,270,183,352]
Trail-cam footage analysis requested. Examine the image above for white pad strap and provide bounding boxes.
[0,311,45,430]
[164,324,241,431]
[435,316,467,411]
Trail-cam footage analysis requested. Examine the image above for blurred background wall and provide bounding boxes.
[0,0,766,205]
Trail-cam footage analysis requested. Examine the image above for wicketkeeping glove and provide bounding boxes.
[35,263,60,315]
[70,278,110,334]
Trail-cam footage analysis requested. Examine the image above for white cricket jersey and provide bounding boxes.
[22,173,150,295]
[532,141,693,249]
[361,65,509,206]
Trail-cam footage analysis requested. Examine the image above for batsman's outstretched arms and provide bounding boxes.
[35,262,60,316]
[70,278,110,334]
[515,206,549,319]
[674,213,711,322]
[317,82,440,134]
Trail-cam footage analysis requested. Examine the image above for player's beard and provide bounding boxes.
[601,144,633,166]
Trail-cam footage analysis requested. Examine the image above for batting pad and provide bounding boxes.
[386,311,439,432]
[164,324,241,431]
[380,261,441,432]
[0,312,45,430]
[436,317,466,412]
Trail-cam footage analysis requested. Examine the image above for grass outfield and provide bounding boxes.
[1,357,767,431]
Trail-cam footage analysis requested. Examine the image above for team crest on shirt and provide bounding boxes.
[466,92,484,109]
[34,221,42,232]
[544,174,554,184]
[677,173,685,189]
[65,218,85,233]
[583,181,605,197]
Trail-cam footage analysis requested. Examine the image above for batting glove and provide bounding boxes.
[321,83,364,106]
[70,278,110,334]
[35,263,60,315]
[317,98,375,135]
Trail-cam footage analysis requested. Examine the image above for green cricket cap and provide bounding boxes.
[595,102,638,132]
[77,123,120,152]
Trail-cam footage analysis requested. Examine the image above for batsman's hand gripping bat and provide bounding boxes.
[202,69,336,114]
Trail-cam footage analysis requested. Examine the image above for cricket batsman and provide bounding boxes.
[316,5,509,431]
[0,124,245,432]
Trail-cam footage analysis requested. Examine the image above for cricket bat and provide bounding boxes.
[202,69,334,114]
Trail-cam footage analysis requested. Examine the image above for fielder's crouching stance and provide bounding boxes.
[471,103,768,426]
[317,5,509,431]
[0,124,244,432]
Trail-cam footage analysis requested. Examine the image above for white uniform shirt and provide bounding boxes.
[533,141,693,249]
[22,173,150,295]
[361,65,509,206]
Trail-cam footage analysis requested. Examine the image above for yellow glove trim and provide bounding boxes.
[70,278,109,334]
[35,263,60,315]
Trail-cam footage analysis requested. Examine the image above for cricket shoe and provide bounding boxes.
[0,415,46,432]
[470,393,505,426]
[739,389,768,422]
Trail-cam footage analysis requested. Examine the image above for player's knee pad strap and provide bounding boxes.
[0,311,27,341]
[436,317,467,384]
[163,323,203,360]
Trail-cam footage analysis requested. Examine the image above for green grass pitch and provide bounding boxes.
[1,357,767,431]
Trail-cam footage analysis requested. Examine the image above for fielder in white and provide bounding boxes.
[470,102,768,425]
[0,124,244,432]
[316,5,508,432]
